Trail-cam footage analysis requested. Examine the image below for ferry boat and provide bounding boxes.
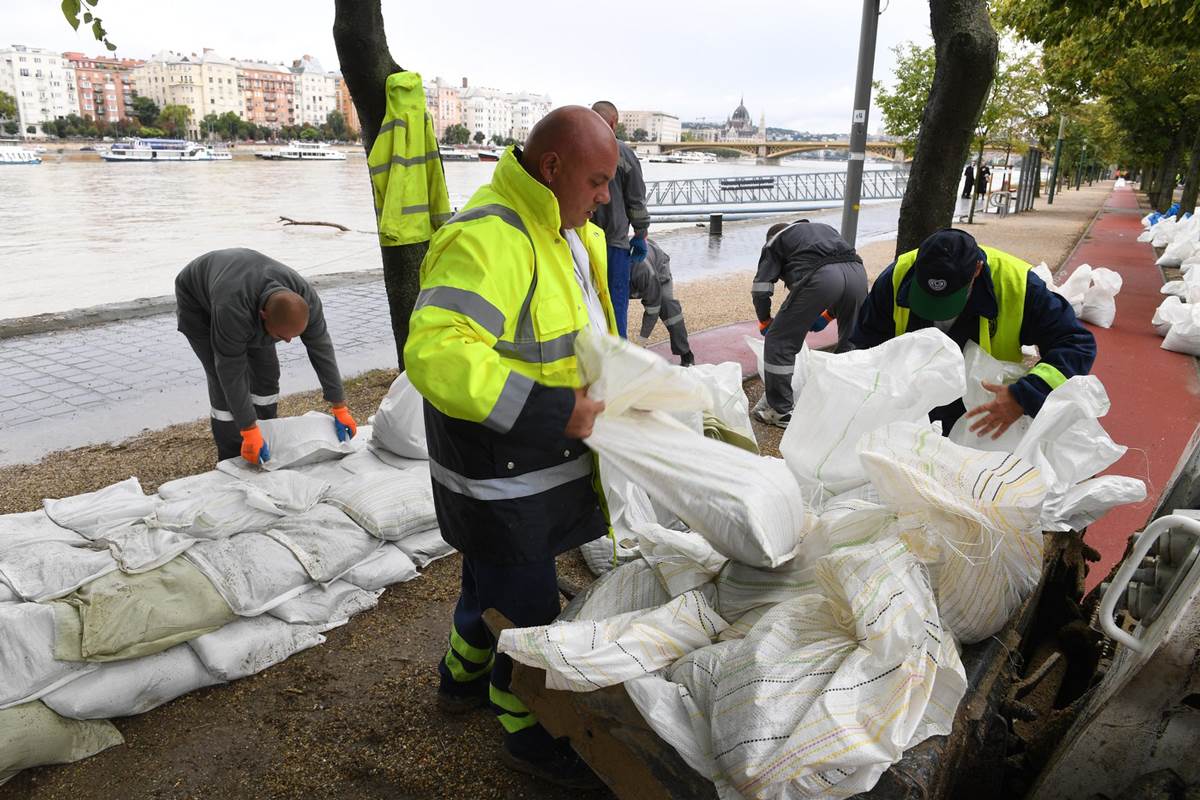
[0,145,42,165]
[100,138,228,162]
[438,147,479,162]
[256,141,346,161]
[679,151,718,164]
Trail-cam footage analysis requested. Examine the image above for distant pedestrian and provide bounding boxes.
[174,248,357,465]
[976,164,992,198]
[751,220,868,428]
[590,100,650,338]
[961,164,975,199]
[630,238,694,366]
[956,163,975,221]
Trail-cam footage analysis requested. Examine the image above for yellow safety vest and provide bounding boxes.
[404,146,617,429]
[892,245,1067,390]
[367,72,452,246]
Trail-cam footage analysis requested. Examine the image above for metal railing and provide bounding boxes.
[644,168,909,209]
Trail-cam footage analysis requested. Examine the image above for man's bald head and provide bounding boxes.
[591,100,618,131]
[261,290,309,342]
[522,106,618,229]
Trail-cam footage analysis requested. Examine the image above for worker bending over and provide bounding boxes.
[630,238,694,366]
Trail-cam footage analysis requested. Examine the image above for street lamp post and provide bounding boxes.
[840,0,881,247]
[1048,115,1065,205]
[1075,142,1087,190]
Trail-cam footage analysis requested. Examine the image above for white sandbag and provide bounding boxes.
[0,582,15,604]
[0,702,123,786]
[632,522,726,597]
[184,532,313,616]
[260,504,380,583]
[1151,216,1179,248]
[680,540,966,799]
[364,444,427,471]
[1079,267,1123,328]
[90,521,197,574]
[0,511,119,601]
[579,533,631,576]
[1056,263,1093,316]
[0,603,97,709]
[781,328,966,496]
[948,342,1033,451]
[188,615,324,681]
[1156,235,1199,268]
[558,559,670,623]
[40,644,221,720]
[588,412,809,568]
[369,372,429,460]
[859,422,1047,644]
[1162,301,1200,355]
[625,674,715,781]
[267,580,383,631]
[576,329,712,417]
[154,475,328,540]
[156,470,238,500]
[1031,261,1057,291]
[42,476,160,537]
[1011,376,1144,530]
[394,527,455,567]
[256,411,355,470]
[322,465,437,541]
[498,589,726,692]
[1153,295,1186,336]
[340,544,419,590]
[689,362,757,446]
[336,448,403,476]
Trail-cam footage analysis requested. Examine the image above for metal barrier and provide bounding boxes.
[644,168,909,209]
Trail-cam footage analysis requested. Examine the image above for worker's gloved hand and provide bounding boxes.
[810,310,834,332]
[240,425,270,465]
[758,318,773,336]
[331,404,357,442]
[629,236,648,264]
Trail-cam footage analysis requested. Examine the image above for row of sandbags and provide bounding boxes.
[1154,260,1200,355]
[1140,205,1199,267]
[0,408,453,785]
[1032,261,1123,329]
[498,328,1145,799]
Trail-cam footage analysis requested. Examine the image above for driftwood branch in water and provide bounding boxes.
[278,216,351,232]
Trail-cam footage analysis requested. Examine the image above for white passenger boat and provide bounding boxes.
[100,138,226,162]
[257,141,346,161]
[0,146,42,165]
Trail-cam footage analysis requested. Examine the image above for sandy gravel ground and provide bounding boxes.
[2,184,1112,800]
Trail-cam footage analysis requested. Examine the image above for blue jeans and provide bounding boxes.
[607,245,631,338]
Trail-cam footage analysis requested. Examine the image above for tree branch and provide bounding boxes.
[278,216,351,232]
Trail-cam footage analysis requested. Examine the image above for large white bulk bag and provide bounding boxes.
[369,372,429,460]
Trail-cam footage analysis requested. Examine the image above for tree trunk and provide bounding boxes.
[895,0,999,255]
[1178,124,1200,217]
[332,0,429,371]
[1152,129,1184,211]
[1139,162,1150,193]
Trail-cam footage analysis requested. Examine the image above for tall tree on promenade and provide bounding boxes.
[894,0,999,253]
[331,0,425,369]
[0,91,15,122]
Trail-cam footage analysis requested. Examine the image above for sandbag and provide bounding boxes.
[498,589,727,692]
[322,465,437,541]
[261,504,381,583]
[632,522,727,598]
[394,527,455,567]
[859,422,1047,644]
[1080,267,1123,328]
[1156,234,1199,268]
[780,328,965,496]
[155,469,238,500]
[340,543,420,590]
[369,372,429,459]
[558,559,671,623]
[54,556,236,662]
[267,580,383,631]
[188,615,324,681]
[1162,301,1200,356]
[42,476,160,537]
[184,532,313,616]
[41,644,221,720]
[154,471,330,539]
[0,511,119,602]
[256,412,355,470]
[1152,295,1186,337]
[82,520,196,574]
[1056,263,1093,316]
[0,603,97,709]
[588,412,810,568]
[688,362,757,448]
[674,540,966,800]
[0,702,123,786]
[948,341,1032,451]
[576,328,711,418]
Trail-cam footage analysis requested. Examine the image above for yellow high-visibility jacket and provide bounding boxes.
[404,146,616,563]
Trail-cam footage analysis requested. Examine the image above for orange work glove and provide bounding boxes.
[331,404,357,442]
[240,425,270,464]
[758,317,773,336]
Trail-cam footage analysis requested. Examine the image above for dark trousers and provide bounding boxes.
[764,261,868,414]
[607,245,632,338]
[439,555,561,758]
[185,335,280,461]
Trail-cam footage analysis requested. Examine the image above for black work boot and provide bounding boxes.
[680,351,695,367]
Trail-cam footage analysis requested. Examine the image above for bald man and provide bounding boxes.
[175,248,356,464]
[405,106,614,788]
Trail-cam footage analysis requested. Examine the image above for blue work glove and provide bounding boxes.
[809,310,834,332]
[629,236,648,264]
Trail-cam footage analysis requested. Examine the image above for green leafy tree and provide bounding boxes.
[130,95,159,126]
[26,125,36,135]
[3,121,18,135]
[300,125,320,141]
[614,122,628,140]
[631,128,649,142]
[441,123,469,145]
[201,112,221,140]
[874,42,938,150]
[0,91,15,121]
[325,110,347,140]
[138,126,166,138]
[59,0,116,51]
[490,133,505,146]
[156,105,191,137]
[473,130,485,144]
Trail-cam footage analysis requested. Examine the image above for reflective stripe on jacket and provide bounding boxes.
[403,146,616,563]
[367,72,452,246]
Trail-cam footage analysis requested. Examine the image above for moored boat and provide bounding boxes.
[0,146,42,165]
[100,138,223,162]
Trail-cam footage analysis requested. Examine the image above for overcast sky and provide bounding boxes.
[2,0,935,132]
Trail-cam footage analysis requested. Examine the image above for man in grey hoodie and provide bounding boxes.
[175,248,357,464]
[590,100,650,338]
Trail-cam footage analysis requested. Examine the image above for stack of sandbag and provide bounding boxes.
[0,410,451,783]
[1155,213,1200,268]
[1034,262,1123,328]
